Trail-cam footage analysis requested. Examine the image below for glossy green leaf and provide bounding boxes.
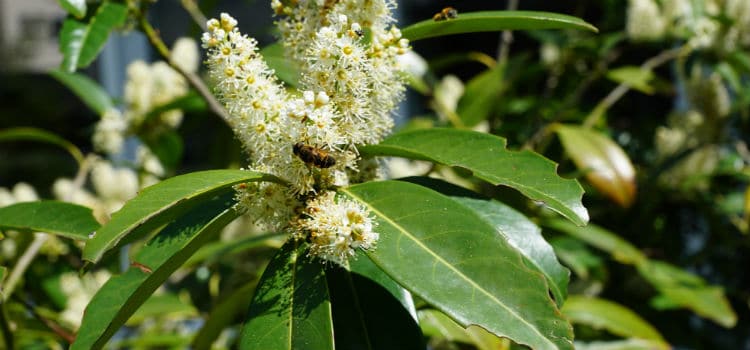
[0,127,85,165]
[543,219,646,265]
[563,296,667,346]
[348,255,418,321]
[455,197,569,306]
[606,66,655,95]
[239,240,334,350]
[59,2,128,72]
[419,309,507,350]
[326,265,425,349]
[0,201,99,240]
[126,294,198,325]
[57,0,87,18]
[402,11,598,42]
[574,339,671,350]
[360,128,589,225]
[261,43,300,86]
[342,180,574,350]
[82,169,279,264]
[192,281,258,350]
[637,261,737,328]
[186,232,284,267]
[554,124,637,208]
[49,69,112,114]
[457,64,505,127]
[71,195,239,350]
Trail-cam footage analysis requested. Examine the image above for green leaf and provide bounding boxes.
[562,296,667,346]
[360,128,589,225]
[57,0,86,18]
[574,339,672,350]
[348,255,418,320]
[606,66,655,95]
[554,125,637,208]
[239,240,334,350]
[549,237,603,279]
[186,232,284,267]
[82,169,279,264]
[457,64,505,127]
[454,197,569,306]
[71,194,239,350]
[192,281,258,350]
[326,265,425,349]
[637,261,737,328]
[261,43,300,86]
[126,294,198,325]
[0,201,99,241]
[49,69,112,115]
[419,309,507,350]
[342,180,574,350]
[0,127,85,165]
[59,2,128,72]
[402,11,598,42]
[543,219,646,265]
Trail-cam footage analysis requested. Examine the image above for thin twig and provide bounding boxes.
[138,15,233,127]
[496,0,519,65]
[582,45,691,128]
[181,0,207,30]
[12,294,75,343]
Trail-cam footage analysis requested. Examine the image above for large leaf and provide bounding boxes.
[554,125,637,207]
[71,194,239,350]
[59,2,128,72]
[82,169,278,264]
[0,127,85,165]
[456,64,505,127]
[562,296,667,347]
[326,265,425,349]
[402,11,598,42]
[0,201,99,241]
[455,197,569,306]
[360,128,589,225]
[239,240,334,350]
[348,255,418,321]
[49,69,113,114]
[419,309,507,350]
[342,180,574,350]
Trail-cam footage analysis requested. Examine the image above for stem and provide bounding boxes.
[13,295,75,343]
[496,0,519,65]
[138,16,233,127]
[582,45,691,128]
[181,0,207,30]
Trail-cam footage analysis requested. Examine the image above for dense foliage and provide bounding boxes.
[0,1,748,349]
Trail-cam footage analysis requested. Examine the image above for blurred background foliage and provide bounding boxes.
[1,0,749,349]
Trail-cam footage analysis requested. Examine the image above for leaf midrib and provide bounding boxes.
[342,189,556,349]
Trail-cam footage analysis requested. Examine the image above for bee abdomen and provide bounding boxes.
[293,142,337,168]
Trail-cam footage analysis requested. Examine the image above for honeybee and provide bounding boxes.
[293,142,336,168]
[433,6,458,21]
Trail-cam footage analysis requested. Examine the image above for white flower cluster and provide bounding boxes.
[53,159,142,222]
[626,0,750,51]
[58,270,111,330]
[93,38,199,155]
[295,191,378,266]
[202,1,406,264]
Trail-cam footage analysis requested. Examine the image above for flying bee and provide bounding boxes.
[293,142,336,168]
[433,6,458,21]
